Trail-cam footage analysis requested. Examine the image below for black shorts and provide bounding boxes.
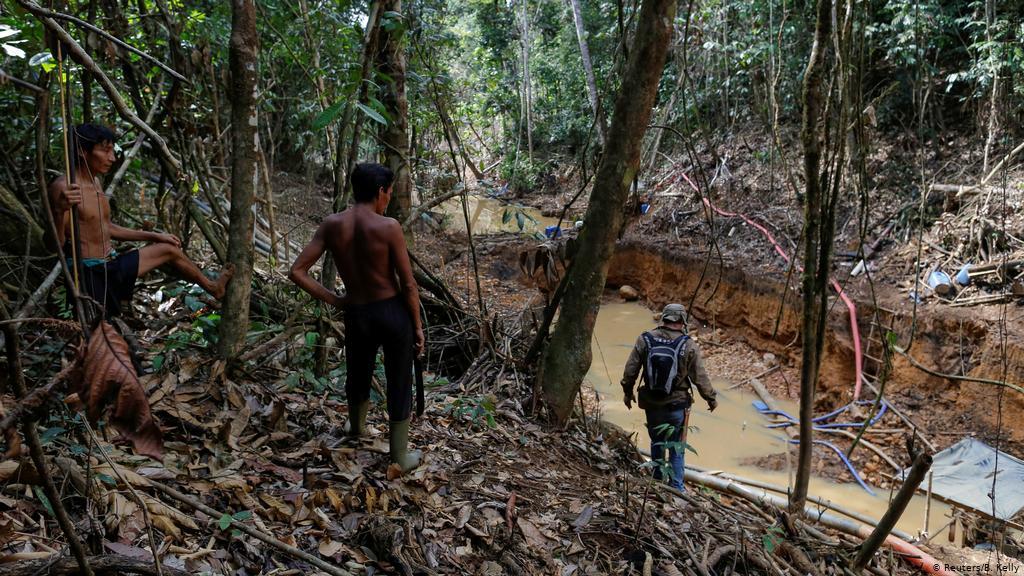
[74,250,140,318]
[342,296,415,421]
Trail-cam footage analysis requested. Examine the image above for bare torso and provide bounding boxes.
[51,174,113,259]
[324,206,401,305]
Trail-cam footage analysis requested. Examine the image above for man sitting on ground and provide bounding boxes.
[49,123,233,317]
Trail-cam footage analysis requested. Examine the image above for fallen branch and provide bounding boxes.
[402,188,463,228]
[14,263,61,320]
[147,480,356,576]
[930,140,1024,199]
[237,324,303,364]
[0,555,188,576]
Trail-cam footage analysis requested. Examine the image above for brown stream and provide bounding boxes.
[439,195,560,235]
[588,301,950,536]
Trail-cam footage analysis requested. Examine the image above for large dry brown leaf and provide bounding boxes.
[69,321,163,460]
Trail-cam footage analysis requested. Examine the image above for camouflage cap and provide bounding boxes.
[661,303,687,323]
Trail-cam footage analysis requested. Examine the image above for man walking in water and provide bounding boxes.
[49,124,233,317]
[621,303,718,491]
[289,162,423,472]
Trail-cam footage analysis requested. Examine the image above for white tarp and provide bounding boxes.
[906,438,1024,520]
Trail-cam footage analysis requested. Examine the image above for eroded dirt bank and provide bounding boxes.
[606,239,1024,450]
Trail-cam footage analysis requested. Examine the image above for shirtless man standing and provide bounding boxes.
[289,162,423,472]
[49,124,233,318]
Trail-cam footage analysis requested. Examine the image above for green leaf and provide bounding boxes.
[34,486,55,518]
[356,102,387,125]
[97,473,117,486]
[762,526,784,553]
[39,427,65,445]
[312,100,346,130]
[232,510,252,521]
[218,513,232,530]
[502,208,512,224]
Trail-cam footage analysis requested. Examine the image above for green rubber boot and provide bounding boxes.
[344,399,370,437]
[389,418,422,472]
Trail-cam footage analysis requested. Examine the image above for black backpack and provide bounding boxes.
[641,332,690,397]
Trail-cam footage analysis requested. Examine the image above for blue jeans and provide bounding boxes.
[646,406,688,490]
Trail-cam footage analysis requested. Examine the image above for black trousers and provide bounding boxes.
[343,296,414,421]
[69,250,140,318]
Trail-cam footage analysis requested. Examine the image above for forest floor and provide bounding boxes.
[4,129,1024,575]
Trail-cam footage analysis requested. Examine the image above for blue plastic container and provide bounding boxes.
[928,270,953,296]
[956,264,971,286]
[640,203,651,214]
[544,225,562,238]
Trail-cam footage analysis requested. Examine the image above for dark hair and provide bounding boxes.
[351,162,394,203]
[72,123,117,159]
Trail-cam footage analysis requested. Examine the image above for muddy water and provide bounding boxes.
[438,195,559,235]
[588,301,950,536]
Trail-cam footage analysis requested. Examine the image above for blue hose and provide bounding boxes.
[787,438,876,495]
[754,399,889,429]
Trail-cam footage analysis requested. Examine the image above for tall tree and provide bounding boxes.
[790,0,835,513]
[219,0,259,359]
[538,0,677,423]
[379,1,412,226]
[520,0,534,161]
[566,0,605,146]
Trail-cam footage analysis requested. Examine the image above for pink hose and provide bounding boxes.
[679,173,864,399]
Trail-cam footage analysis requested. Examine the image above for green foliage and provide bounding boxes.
[762,525,785,553]
[445,394,497,429]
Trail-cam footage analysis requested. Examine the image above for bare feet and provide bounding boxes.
[210,264,235,300]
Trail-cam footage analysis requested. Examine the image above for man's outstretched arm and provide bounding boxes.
[109,223,180,246]
[289,222,342,307]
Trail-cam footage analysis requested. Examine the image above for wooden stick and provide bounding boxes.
[14,263,60,320]
[146,480,355,576]
[81,419,164,576]
[0,67,45,93]
[0,555,188,576]
[852,451,932,569]
[0,306,94,576]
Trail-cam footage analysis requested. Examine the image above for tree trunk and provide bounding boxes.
[219,0,259,359]
[790,0,832,514]
[378,0,412,226]
[538,0,676,424]
[520,0,533,162]
[566,0,605,146]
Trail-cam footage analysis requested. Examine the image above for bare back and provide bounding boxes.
[324,207,401,304]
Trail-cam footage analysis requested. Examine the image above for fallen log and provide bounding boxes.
[0,555,188,576]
